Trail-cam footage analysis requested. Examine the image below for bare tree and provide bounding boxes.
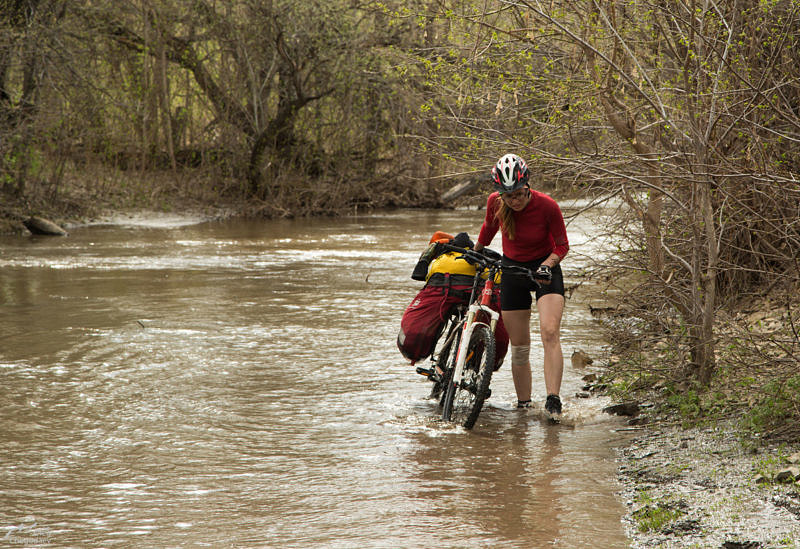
[408,0,800,385]
[0,0,67,198]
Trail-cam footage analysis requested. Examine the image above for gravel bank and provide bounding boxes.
[618,423,800,548]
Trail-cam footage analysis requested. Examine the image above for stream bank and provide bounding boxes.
[618,422,800,548]
[603,291,800,547]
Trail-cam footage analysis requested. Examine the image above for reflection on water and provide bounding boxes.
[0,208,629,547]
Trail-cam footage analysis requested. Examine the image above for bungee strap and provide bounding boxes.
[425,272,475,287]
[423,272,472,321]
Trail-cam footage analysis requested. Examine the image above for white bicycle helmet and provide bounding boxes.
[491,153,529,194]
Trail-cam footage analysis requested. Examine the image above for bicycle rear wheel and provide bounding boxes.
[432,325,457,405]
[436,324,461,408]
[441,323,495,429]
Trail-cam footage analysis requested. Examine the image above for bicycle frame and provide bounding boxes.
[432,310,462,372]
[447,269,500,401]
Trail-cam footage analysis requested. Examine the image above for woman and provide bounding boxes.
[473,153,569,421]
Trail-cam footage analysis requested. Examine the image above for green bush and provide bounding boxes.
[632,491,686,532]
[742,375,800,437]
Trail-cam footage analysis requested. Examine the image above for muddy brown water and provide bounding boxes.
[1,208,631,547]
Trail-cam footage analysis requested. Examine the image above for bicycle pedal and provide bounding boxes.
[416,367,434,377]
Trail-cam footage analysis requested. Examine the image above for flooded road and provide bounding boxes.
[0,207,630,547]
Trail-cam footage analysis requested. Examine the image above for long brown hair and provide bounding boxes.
[494,197,516,240]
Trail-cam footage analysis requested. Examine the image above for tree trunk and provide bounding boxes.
[20,35,38,118]
[157,41,176,171]
[697,179,719,384]
[644,191,665,276]
[597,91,665,277]
[248,130,272,198]
[0,46,10,105]
[247,94,310,197]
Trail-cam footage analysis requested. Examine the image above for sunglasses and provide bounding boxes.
[500,188,529,202]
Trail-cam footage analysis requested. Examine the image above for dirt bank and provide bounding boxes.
[0,166,247,236]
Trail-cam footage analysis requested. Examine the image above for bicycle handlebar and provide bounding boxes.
[439,243,544,286]
[440,243,492,267]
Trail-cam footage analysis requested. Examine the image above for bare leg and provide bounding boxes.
[501,308,532,402]
[536,294,565,396]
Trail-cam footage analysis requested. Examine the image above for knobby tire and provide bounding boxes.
[439,327,461,414]
[433,323,459,406]
[441,323,495,429]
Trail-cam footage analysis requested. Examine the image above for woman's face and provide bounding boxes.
[500,187,530,211]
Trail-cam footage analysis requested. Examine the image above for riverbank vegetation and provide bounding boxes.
[2,1,799,439]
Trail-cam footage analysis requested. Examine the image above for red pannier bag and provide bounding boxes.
[397,278,508,369]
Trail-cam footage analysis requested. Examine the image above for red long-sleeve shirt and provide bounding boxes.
[477,190,569,262]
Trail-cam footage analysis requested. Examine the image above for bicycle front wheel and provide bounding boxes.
[441,323,495,430]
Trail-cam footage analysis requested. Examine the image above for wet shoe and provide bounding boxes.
[517,399,532,409]
[545,394,562,422]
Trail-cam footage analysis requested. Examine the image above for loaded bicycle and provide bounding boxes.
[416,244,541,430]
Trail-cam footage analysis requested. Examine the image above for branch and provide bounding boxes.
[492,0,691,142]
[85,7,253,136]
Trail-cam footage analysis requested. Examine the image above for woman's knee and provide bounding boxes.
[510,344,531,366]
[537,295,564,347]
[540,324,561,347]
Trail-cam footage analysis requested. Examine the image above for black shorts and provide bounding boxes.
[500,255,565,311]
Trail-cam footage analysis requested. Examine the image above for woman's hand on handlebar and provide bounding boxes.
[534,265,552,283]
[479,248,502,261]
[442,243,499,268]
[471,241,502,261]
